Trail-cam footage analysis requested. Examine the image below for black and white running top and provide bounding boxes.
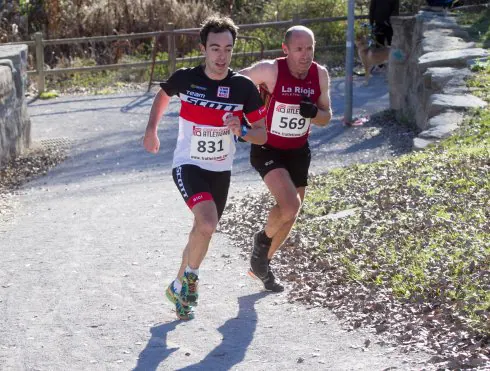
[160,65,266,172]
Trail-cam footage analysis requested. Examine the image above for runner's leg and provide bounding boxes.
[267,186,306,259]
[263,168,301,242]
[186,200,219,269]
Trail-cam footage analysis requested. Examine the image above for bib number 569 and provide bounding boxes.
[279,117,307,130]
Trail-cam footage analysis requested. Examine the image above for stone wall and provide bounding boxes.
[388,8,488,150]
[0,44,31,167]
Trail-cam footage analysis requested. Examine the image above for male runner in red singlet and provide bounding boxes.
[240,25,332,292]
[143,16,267,320]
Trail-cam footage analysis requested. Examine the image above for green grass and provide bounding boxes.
[296,11,490,335]
[456,8,490,48]
[39,90,59,99]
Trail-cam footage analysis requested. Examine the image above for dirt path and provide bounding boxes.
[0,75,429,370]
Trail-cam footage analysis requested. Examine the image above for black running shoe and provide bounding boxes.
[250,231,270,279]
[263,268,284,292]
[248,266,284,292]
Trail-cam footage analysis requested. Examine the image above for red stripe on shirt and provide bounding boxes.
[246,105,267,124]
[180,101,244,127]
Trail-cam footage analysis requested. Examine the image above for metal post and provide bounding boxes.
[344,0,355,124]
[34,32,45,93]
[165,23,176,76]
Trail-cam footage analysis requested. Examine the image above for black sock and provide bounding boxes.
[258,230,272,245]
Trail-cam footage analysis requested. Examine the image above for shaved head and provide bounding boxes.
[284,25,315,45]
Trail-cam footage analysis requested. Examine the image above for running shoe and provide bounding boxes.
[181,272,199,307]
[248,266,284,293]
[165,282,194,320]
[250,231,271,279]
[262,268,284,292]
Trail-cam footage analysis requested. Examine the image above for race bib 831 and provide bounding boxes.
[190,126,231,161]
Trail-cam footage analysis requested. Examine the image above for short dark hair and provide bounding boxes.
[200,16,238,47]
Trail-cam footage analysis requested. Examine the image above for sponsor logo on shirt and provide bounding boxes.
[182,94,241,111]
[190,84,207,91]
[193,125,230,137]
[281,86,315,96]
[186,90,206,98]
[193,127,202,136]
[217,86,230,98]
[275,104,300,115]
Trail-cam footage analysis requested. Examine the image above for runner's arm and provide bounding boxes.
[311,66,332,127]
[146,89,170,133]
[239,61,277,92]
[242,118,267,145]
[143,89,170,153]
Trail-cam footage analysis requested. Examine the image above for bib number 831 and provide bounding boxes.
[197,140,224,153]
[279,117,307,130]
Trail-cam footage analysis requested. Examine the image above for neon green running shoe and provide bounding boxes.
[181,272,199,307]
[165,282,194,320]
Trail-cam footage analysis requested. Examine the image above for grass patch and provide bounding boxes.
[455,7,490,48]
[39,90,59,99]
[298,17,490,336]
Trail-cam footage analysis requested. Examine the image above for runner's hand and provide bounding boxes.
[143,129,160,153]
[299,96,318,118]
[224,115,241,137]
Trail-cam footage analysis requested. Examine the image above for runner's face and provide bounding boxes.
[283,31,315,75]
[200,31,234,80]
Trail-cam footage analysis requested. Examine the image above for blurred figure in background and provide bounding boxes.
[369,0,400,47]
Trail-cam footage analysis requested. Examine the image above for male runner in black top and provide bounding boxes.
[144,16,267,320]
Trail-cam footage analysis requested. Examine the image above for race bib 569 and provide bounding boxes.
[270,101,310,138]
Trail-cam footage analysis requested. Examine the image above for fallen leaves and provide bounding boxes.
[219,147,490,369]
[0,144,67,224]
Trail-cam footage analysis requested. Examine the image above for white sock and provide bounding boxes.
[184,266,199,277]
[173,279,182,293]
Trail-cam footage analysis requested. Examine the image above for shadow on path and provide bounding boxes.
[133,320,182,371]
[178,292,268,371]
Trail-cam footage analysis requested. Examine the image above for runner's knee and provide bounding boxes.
[194,217,218,238]
[279,196,301,222]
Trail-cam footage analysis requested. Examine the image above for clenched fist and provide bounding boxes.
[299,96,318,119]
[143,130,160,153]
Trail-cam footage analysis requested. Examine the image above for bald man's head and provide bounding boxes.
[284,25,315,46]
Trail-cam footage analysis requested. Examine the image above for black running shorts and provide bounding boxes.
[172,164,231,219]
[250,143,311,187]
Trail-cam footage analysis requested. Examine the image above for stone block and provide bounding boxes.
[424,28,470,40]
[0,65,13,98]
[420,14,460,30]
[427,111,464,128]
[0,44,31,166]
[423,67,471,93]
[422,35,474,53]
[418,48,489,70]
[413,137,437,151]
[428,94,487,117]
[419,123,459,139]
[0,44,28,99]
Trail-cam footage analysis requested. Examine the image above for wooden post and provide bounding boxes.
[165,23,176,76]
[34,32,45,93]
